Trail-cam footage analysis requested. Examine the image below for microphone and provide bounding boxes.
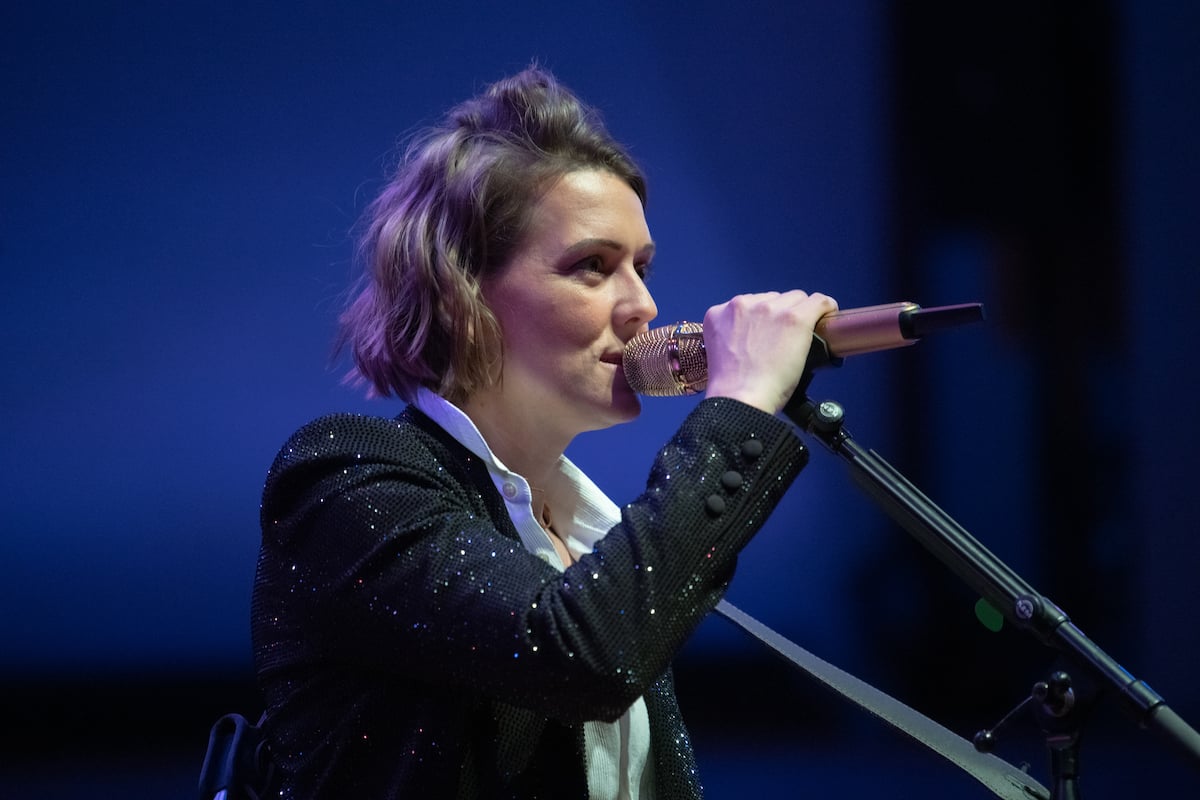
[622,301,985,396]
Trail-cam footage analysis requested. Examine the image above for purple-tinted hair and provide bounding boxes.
[337,65,647,404]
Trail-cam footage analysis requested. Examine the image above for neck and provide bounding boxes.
[460,392,571,490]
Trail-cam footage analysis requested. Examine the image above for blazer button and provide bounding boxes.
[720,470,743,492]
[704,494,726,517]
[740,439,764,460]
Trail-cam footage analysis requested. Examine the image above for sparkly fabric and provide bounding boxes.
[251,397,808,798]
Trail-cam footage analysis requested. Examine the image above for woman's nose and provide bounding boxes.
[619,268,658,329]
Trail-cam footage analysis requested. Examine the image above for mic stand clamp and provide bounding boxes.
[974,671,1085,800]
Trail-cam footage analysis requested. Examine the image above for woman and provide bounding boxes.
[251,65,836,799]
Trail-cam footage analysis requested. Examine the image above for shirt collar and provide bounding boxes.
[412,387,621,562]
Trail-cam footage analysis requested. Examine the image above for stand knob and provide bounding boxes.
[809,400,844,433]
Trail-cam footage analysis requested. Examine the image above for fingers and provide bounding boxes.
[702,290,839,414]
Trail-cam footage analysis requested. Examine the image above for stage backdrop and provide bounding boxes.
[2,1,1197,795]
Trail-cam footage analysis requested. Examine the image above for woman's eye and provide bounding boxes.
[575,255,606,274]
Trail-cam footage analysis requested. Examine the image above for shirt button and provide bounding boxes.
[502,482,518,499]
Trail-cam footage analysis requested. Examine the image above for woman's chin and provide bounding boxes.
[609,391,643,424]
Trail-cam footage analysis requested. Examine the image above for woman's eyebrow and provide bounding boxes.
[562,238,657,260]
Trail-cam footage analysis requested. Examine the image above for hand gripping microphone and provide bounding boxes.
[622,301,984,397]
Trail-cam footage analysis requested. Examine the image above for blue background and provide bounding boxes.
[2,1,1197,795]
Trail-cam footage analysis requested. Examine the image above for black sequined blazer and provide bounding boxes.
[251,397,808,798]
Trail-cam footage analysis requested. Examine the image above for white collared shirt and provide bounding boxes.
[414,388,654,800]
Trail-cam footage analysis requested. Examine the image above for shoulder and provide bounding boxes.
[260,407,477,514]
[268,406,458,470]
[277,410,419,459]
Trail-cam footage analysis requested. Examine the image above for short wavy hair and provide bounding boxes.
[337,65,648,405]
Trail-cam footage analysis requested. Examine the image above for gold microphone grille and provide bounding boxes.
[622,322,707,396]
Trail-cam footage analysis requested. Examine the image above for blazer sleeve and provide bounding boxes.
[253,397,808,724]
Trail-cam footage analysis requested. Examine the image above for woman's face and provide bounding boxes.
[480,169,658,439]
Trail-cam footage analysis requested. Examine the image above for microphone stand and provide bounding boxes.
[781,366,1200,795]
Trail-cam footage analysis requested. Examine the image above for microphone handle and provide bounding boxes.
[814,301,920,358]
[814,301,985,359]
